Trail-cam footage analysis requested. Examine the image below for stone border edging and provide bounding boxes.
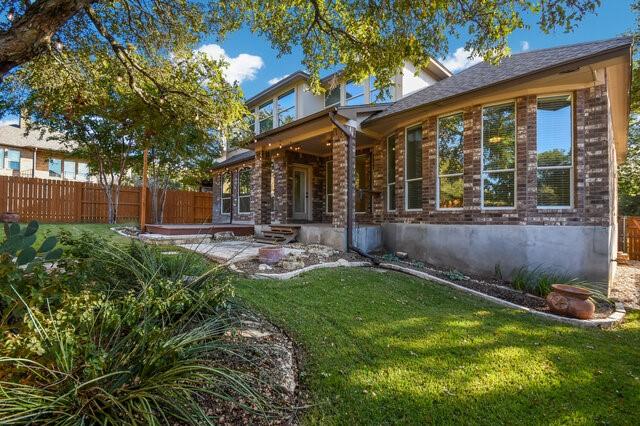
[253,260,372,280]
[378,262,626,329]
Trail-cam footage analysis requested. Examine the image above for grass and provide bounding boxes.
[1,223,129,246]
[235,268,640,425]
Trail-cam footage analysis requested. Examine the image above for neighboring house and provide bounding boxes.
[0,117,92,182]
[211,37,632,288]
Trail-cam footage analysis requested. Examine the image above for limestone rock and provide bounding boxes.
[258,263,273,271]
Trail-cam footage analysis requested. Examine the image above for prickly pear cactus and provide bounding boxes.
[1,221,62,267]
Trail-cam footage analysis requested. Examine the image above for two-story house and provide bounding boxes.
[210,37,632,290]
[0,115,93,182]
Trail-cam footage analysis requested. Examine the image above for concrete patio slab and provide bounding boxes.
[180,240,304,263]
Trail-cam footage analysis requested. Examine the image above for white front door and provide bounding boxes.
[292,167,309,221]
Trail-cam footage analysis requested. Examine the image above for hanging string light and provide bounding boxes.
[7,9,15,22]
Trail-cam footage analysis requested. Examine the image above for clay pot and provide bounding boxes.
[546,284,595,320]
[259,246,285,265]
[0,212,20,224]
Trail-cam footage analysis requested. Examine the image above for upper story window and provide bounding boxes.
[437,113,464,209]
[537,95,573,208]
[370,77,393,104]
[49,158,62,178]
[405,125,422,210]
[246,113,256,136]
[325,86,340,107]
[238,168,252,213]
[258,100,273,133]
[8,150,20,171]
[277,89,296,126]
[386,135,396,211]
[221,173,232,214]
[77,163,89,181]
[481,102,516,208]
[345,80,364,106]
[64,160,76,180]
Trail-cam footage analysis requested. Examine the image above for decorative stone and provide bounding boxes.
[258,263,273,271]
[396,251,408,259]
[337,258,350,266]
[546,284,595,320]
[214,231,235,239]
[259,246,285,264]
[280,253,305,271]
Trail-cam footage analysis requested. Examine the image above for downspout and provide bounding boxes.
[329,109,379,265]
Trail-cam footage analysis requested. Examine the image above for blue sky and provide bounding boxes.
[1,1,637,125]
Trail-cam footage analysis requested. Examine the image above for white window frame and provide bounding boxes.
[404,124,423,212]
[325,160,333,214]
[77,162,90,181]
[536,93,574,209]
[7,149,20,171]
[436,112,465,211]
[480,101,517,210]
[276,88,297,127]
[220,172,232,215]
[63,160,76,180]
[386,135,396,212]
[48,157,62,178]
[237,168,252,214]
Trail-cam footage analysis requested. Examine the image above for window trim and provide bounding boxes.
[237,168,252,214]
[325,160,333,214]
[276,88,297,127]
[436,112,465,211]
[404,123,423,212]
[480,101,517,210]
[386,135,397,212]
[220,172,232,215]
[536,93,574,209]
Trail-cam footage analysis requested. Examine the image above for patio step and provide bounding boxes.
[256,226,300,245]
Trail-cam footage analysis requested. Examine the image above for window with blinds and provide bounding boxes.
[326,160,333,213]
[537,95,573,207]
[221,173,232,214]
[238,168,252,213]
[482,103,516,208]
[437,113,464,209]
[405,125,423,210]
[386,135,396,211]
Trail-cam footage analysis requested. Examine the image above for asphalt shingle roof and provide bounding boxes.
[0,124,74,151]
[212,149,255,169]
[366,36,632,123]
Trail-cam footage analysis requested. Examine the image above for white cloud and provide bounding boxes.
[521,41,530,51]
[441,47,482,73]
[195,43,264,84]
[268,74,290,85]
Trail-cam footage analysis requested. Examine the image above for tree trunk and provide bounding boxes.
[0,0,96,76]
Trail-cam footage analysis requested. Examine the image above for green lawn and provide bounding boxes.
[2,223,128,246]
[235,268,640,425]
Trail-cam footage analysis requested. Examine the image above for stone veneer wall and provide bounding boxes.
[369,85,611,227]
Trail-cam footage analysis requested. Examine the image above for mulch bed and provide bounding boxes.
[197,307,302,425]
[377,256,615,319]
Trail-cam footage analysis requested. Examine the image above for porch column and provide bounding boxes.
[272,153,288,224]
[251,152,271,225]
[331,126,356,248]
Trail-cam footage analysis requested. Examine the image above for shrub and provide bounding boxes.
[0,231,268,424]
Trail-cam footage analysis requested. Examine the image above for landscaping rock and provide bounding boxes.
[213,231,235,239]
[258,263,273,271]
[280,254,305,271]
[396,251,409,259]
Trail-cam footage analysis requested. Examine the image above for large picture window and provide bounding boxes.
[238,168,251,213]
[277,89,296,126]
[325,86,340,107]
[437,113,464,209]
[49,158,62,178]
[482,103,516,208]
[258,100,273,133]
[221,173,232,214]
[537,95,573,207]
[326,160,333,213]
[386,135,396,211]
[345,80,364,106]
[370,77,393,104]
[405,125,423,210]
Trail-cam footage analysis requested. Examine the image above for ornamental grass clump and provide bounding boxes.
[0,230,267,425]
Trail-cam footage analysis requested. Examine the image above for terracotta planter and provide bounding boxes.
[546,284,595,320]
[0,212,20,224]
[259,246,285,265]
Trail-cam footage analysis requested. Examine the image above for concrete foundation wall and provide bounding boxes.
[382,223,612,284]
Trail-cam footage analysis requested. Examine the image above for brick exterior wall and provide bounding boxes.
[370,85,611,227]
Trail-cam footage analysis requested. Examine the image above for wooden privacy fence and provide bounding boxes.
[619,216,640,261]
[0,176,213,224]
